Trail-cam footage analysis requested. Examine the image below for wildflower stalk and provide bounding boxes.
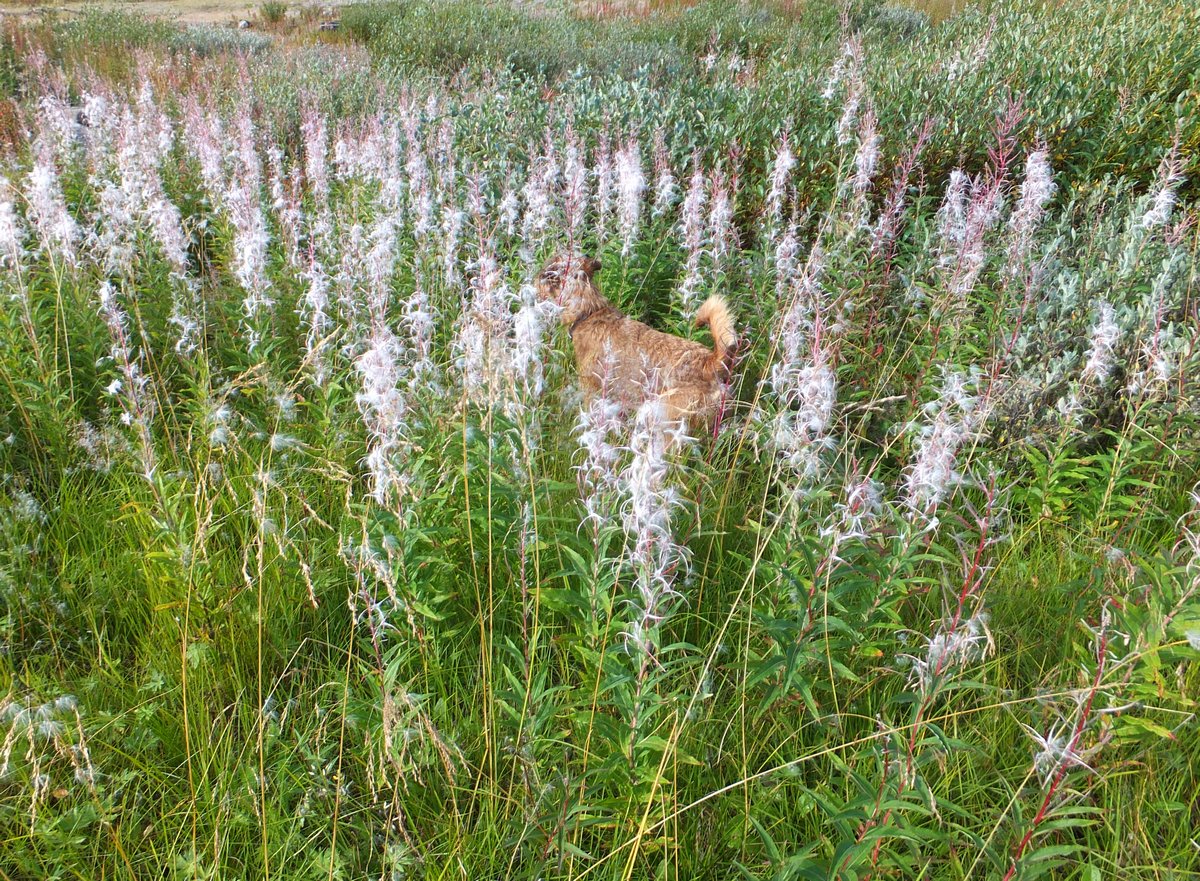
[0,176,46,374]
[1003,611,1110,880]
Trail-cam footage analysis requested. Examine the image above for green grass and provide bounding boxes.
[0,1,1198,879]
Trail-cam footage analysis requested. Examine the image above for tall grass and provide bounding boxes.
[0,2,1197,879]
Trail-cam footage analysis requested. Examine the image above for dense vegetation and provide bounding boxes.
[0,1,1197,878]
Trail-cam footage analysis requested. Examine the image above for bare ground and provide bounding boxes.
[0,0,350,25]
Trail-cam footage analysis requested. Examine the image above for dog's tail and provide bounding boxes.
[695,295,737,375]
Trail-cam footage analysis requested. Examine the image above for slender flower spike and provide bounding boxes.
[403,280,439,395]
[575,350,624,532]
[847,108,881,230]
[905,611,992,696]
[770,245,840,486]
[1081,301,1120,386]
[651,130,678,219]
[619,396,692,660]
[228,179,274,355]
[301,99,330,214]
[0,176,27,268]
[937,169,970,254]
[594,131,614,243]
[300,258,332,386]
[96,281,157,481]
[773,222,800,301]
[937,169,1003,308]
[766,134,796,230]
[826,37,866,147]
[1020,718,1097,784]
[355,324,408,505]
[824,473,883,544]
[677,161,708,307]
[903,369,983,519]
[851,109,881,198]
[1142,142,1185,230]
[510,282,553,400]
[563,128,590,241]
[708,169,735,267]
[26,149,79,269]
[616,139,646,257]
[1006,148,1055,272]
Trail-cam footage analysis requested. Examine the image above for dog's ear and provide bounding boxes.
[583,256,602,276]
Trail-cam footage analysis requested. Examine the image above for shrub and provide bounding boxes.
[260,0,288,25]
[171,24,273,56]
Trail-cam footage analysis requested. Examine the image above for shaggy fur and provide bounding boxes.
[536,254,737,432]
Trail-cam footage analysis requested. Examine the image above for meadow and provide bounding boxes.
[0,0,1198,878]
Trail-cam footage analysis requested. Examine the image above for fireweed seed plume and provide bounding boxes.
[1126,250,1188,398]
[510,280,554,403]
[96,281,157,482]
[830,38,865,147]
[575,350,624,535]
[403,278,440,397]
[848,106,881,229]
[229,175,274,356]
[651,128,678,219]
[594,128,614,243]
[267,144,303,271]
[80,91,115,157]
[770,244,839,489]
[434,111,456,200]
[936,167,1003,314]
[181,100,229,208]
[403,110,435,245]
[299,260,333,388]
[437,137,466,288]
[440,184,466,289]
[233,105,263,198]
[619,395,692,660]
[1142,137,1185,230]
[334,219,367,326]
[102,87,197,352]
[498,182,521,239]
[937,169,970,257]
[903,611,993,697]
[677,157,708,308]
[0,174,37,353]
[355,319,409,506]
[521,135,558,265]
[903,368,985,523]
[765,131,796,232]
[25,139,79,270]
[563,124,590,244]
[824,473,884,548]
[301,98,331,226]
[455,249,513,405]
[364,208,400,319]
[616,138,646,258]
[1080,300,1121,387]
[35,93,83,161]
[707,166,735,272]
[773,219,800,302]
[1006,147,1055,274]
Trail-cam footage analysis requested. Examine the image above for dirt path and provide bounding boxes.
[0,0,349,25]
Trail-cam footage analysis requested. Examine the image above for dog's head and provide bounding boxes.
[536,254,601,301]
[536,254,604,325]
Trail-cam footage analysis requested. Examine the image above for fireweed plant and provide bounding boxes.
[0,1,1198,878]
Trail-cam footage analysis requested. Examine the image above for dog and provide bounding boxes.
[535,254,737,433]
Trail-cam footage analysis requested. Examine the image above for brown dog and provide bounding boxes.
[536,254,737,432]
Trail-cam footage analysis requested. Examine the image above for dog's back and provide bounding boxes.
[537,254,737,432]
[573,303,734,430]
